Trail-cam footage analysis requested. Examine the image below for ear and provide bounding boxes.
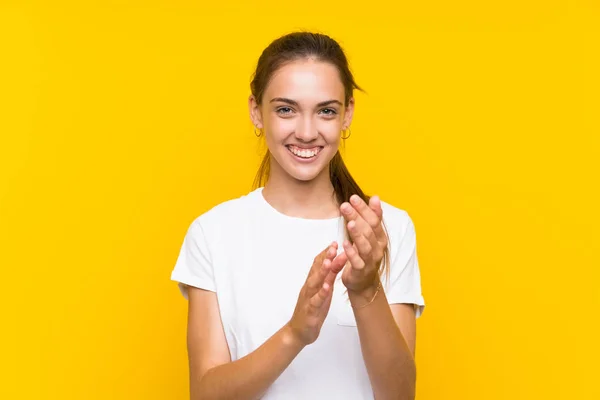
[248,95,264,129]
[342,97,355,130]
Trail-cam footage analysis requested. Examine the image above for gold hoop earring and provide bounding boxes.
[254,127,262,137]
[341,128,351,139]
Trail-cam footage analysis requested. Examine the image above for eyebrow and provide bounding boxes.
[269,97,343,107]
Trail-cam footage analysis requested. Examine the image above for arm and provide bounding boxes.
[187,287,305,400]
[186,243,347,400]
[339,195,420,400]
[349,286,417,400]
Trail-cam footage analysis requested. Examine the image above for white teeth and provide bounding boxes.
[289,146,319,158]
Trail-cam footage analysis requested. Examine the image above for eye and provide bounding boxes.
[276,107,294,115]
[319,108,338,116]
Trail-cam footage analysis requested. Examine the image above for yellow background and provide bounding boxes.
[1,1,598,399]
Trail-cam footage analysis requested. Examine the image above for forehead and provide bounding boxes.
[264,59,345,102]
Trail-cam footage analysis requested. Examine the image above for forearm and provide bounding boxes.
[194,324,305,400]
[349,284,416,400]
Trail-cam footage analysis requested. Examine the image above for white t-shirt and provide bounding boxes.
[171,187,425,399]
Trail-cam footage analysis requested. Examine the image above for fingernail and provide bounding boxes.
[341,203,351,213]
[350,195,360,205]
[348,221,355,230]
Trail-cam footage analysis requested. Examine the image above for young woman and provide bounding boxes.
[171,32,425,400]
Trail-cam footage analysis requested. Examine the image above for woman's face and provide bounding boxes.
[250,58,354,183]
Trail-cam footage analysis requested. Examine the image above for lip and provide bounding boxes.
[286,144,324,150]
[285,145,323,163]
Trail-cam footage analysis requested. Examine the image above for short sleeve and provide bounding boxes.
[170,218,216,299]
[385,213,426,318]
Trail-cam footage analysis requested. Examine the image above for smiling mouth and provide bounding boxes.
[286,145,324,159]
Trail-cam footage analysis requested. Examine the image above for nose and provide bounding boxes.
[294,117,318,142]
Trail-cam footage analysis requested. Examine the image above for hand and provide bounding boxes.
[287,242,348,346]
[339,195,388,294]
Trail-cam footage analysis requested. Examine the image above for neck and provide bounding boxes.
[262,162,340,220]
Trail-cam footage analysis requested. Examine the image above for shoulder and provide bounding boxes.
[379,199,416,245]
[190,189,259,233]
[380,199,413,230]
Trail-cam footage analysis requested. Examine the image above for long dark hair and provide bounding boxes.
[250,31,390,281]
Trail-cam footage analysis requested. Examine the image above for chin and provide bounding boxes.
[289,170,323,182]
[273,149,333,183]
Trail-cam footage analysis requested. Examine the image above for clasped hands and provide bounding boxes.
[287,194,388,346]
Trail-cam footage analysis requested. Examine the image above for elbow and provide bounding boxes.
[189,377,202,400]
[190,369,212,400]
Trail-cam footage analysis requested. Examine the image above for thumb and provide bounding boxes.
[330,252,348,274]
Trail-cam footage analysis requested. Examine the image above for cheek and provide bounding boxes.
[264,117,294,140]
[263,123,287,152]
[319,121,342,143]
[263,115,343,145]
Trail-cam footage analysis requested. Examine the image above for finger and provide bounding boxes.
[343,240,366,270]
[319,289,335,317]
[369,195,383,219]
[348,221,374,262]
[306,257,331,293]
[316,242,337,263]
[322,242,338,261]
[330,251,348,275]
[350,194,387,246]
[340,200,361,223]
[347,219,376,258]
[326,242,338,259]
[323,252,348,288]
[349,195,379,228]
[309,243,337,277]
[368,195,388,247]
[309,280,331,310]
[341,201,378,250]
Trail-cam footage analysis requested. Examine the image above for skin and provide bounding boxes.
[249,58,353,220]
[186,57,418,400]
